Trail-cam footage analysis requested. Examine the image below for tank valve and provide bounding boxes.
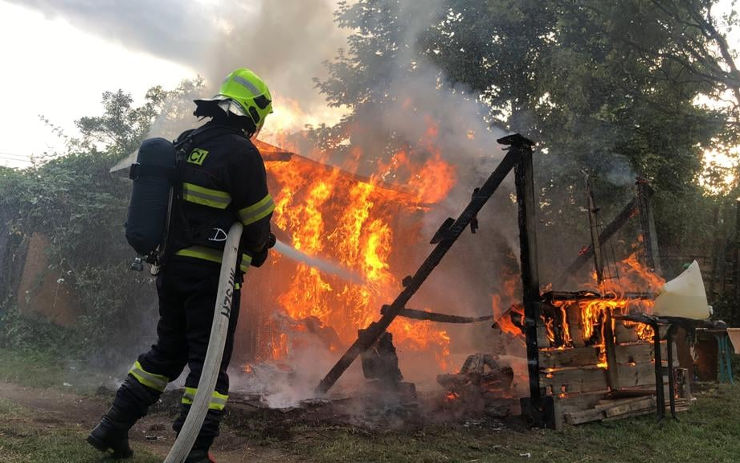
[130,257,144,272]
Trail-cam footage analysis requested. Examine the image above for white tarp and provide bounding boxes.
[653,260,711,320]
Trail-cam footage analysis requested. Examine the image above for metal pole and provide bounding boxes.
[733,199,740,326]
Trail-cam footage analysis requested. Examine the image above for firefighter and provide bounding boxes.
[88,68,275,463]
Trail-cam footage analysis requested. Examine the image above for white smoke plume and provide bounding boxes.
[17,0,527,398]
[11,0,347,119]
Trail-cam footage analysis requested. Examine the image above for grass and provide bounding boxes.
[0,347,738,463]
[0,347,116,392]
[0,427,161,463]
[285,383,740,462]
[0,397,160,463]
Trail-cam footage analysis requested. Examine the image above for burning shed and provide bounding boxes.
[228,130,713,430]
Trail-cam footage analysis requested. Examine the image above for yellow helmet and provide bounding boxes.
[195,68,273,134]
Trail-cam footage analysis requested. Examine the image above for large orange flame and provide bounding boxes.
[249,122,458,370]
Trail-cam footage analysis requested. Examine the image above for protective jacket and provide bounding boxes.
[101,120,275,457]
[169,120,274,271]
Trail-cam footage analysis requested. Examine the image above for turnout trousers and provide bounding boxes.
[115,257,242,451]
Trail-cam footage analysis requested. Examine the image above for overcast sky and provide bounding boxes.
[0,0,737,169]
[0,0,346,167]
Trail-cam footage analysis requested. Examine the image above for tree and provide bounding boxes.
[316,0,739,275]
[0,80,203,365]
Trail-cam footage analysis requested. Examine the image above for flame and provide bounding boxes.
[494,301,525,337]
[535,251,663,377]
[445,391,460,401]
[248,118,458,370]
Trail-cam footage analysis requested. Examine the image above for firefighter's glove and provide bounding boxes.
[250,233,276,268]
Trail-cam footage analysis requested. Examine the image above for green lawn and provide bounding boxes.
[0,397,161,463]
[284,383,740,463]
[0,347,738,463]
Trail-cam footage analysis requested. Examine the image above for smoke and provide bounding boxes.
[22,0,528,396]
[229,323,365,408]
[603,154,637,187]
[295,0,520,385]
[11,0,346,114]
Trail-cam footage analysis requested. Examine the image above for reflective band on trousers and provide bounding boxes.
[182,183,231,209]
[175,246,253,272]
[182,386,229,411]
[129,360,169,392]
[238,194,275,225]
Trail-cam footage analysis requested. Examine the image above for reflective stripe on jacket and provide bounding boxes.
[169,121,274,268]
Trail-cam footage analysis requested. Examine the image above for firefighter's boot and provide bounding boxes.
[174,405,221,463]
[88,374,162,459]
[185,448,217,463]
[87,404,135,458]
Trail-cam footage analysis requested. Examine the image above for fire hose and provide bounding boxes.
[164,222,243,463]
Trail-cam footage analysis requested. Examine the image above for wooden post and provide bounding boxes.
[734,199,740,325]
[515,140,555,428]
[603,311,620,391]
[636,178,662,275]
[515,143,540,402]
[709,203,721,298]
[554,199,637,288]
[584,176,619,391]
[585,176,604,283]
[314,135,528,395]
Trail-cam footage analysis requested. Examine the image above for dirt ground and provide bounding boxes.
[4,376,740,463]
[0,381,296,462]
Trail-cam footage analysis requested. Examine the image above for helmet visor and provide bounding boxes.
[193,96,249,118]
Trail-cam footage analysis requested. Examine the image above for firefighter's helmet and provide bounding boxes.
[195,68,273,135]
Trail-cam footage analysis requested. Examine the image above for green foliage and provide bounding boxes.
[0,79,204,367]
[316,0,739,274]
[0,305,80,356]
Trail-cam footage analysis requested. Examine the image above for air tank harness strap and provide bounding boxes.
[128,163,176,181]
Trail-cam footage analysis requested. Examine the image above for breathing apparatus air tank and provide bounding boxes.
[125,137,178,262]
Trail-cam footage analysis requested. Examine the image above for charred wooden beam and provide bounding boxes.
[585,175,605,283]
[542,290,656,301]
[636,178,662,275]
[515,137,555,428]
[261,152,293,162]
[384,306,492,324]
[314,134,531,395]
[554,198,638,288]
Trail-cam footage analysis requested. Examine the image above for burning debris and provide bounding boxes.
[437,354,514,417]
[233,121,715,432]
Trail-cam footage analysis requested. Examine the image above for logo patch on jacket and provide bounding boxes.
[187,148,209,166]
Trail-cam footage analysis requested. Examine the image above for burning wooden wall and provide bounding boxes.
[233,140,458,371]
[537,292,686,428]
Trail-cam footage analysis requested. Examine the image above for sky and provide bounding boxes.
[0,0,347,168]
[0,2,196,166]
[0,0,737,170]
